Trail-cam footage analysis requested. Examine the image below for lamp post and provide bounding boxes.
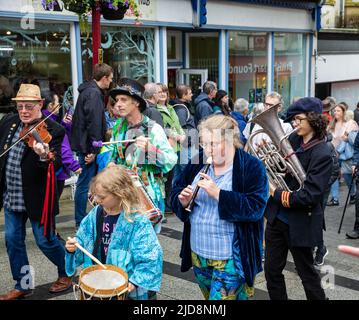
[92,0,102,66]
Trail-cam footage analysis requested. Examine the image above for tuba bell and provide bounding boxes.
[247,104,306,192]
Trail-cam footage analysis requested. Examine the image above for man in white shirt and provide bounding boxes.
[244,92,292,151]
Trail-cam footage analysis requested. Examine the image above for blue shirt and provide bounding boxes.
[189,164,235,260]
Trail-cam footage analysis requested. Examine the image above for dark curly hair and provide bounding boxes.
[306,112,329,140]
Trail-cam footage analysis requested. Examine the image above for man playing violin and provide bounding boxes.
[0,84,72,300]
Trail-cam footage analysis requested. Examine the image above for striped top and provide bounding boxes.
[189,164,235,260]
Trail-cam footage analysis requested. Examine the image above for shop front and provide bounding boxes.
[0,0,319,115]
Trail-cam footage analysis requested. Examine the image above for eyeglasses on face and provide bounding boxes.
[292,116,308,124]
[16,103,38,111]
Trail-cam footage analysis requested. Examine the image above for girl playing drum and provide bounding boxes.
[65,165,163,300]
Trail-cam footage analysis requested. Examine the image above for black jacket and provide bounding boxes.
[0,113,64,220]
[265,133,332,247]
[70,80,106,154]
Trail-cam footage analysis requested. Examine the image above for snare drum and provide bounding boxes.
[74,265,128,300]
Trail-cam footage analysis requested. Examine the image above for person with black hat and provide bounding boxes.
[264,97,332,300]
[107,78,177,234]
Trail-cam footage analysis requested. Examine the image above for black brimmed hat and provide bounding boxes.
[109,78,147,112]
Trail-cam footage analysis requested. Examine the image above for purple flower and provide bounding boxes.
[41,0,56,11]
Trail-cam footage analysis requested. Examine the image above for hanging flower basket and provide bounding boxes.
[64,1,90,15]
[101,2,129,20]
[41,0,63,11]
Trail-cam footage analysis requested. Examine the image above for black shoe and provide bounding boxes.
[350,196,356,205]
[148,290,157,300]
[346,230,359,239]
[327,199,339,206]
[314,246,328,267]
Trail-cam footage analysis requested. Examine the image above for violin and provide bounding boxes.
[19,120,54,160]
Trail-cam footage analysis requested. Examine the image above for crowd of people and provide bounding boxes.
[1,62,359,301]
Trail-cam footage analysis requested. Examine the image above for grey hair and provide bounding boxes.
[233,98,249,113]
[203,81,217,95]
[143,83,159,100]
[252,102,265,117]
[265,91,284,108]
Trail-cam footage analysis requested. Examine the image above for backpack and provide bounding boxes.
[173,103,191,122]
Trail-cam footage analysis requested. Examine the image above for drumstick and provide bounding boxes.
[92,139,135,147]
[73,241,107,270]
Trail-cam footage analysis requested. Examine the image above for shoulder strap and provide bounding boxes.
[173,103,190,122]
[92,206,105,259]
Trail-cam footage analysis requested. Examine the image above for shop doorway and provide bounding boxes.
[177,68,208,97]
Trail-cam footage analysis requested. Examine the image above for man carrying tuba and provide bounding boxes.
[264,97,332,300]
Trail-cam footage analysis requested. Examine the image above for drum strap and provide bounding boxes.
[92,206,105,260]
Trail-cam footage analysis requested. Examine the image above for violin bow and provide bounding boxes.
[0,104,63,159]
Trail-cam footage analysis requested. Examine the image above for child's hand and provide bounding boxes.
[65,237,78,253]
[128,282,136,293]
[74,168,82,175]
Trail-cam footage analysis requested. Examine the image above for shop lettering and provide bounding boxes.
[229,62,293,74]
[275,61,293,73]
[138,0,151,5]
[229,63,267,75]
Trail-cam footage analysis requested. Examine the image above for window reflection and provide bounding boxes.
[228,31,268,104]
[274,33,307,109]
[81,26,155,85]
[0,20,72,115]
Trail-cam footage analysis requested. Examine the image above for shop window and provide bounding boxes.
[167,31,182,62]
[189,35,218,84]
[228,31,268,105]
[0,20,72,114]
[274,33,307,109]
[81,26,155,85]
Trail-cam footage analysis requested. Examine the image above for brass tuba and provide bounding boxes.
[247,104,306,191]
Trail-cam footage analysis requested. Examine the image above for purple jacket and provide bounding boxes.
[57,133,81,181]
[42,110,80,181]
[42,109,72,137]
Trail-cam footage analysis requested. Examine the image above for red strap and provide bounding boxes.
[284,152,295,160]
[41,162,55,237]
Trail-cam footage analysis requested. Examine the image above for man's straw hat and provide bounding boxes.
[12,84,44,101]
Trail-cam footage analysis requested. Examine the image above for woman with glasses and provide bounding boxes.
[170,114,268,300]
[264,97,332,300]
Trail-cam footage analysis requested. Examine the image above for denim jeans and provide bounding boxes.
[4,207,66,291]
[330,175,356,201]
[74,153,97,227]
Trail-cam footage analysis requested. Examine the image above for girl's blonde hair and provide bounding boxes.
[198,114,242,148]
[345,110,354,122]
[90,165,141,221]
